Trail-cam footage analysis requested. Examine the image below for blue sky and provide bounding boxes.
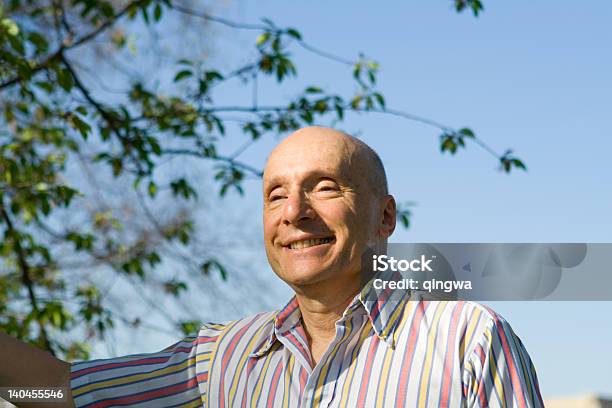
[92,1,612,400]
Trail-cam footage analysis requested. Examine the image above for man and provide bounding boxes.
[1,126,543,407]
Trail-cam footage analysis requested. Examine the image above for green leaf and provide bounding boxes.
[458,127,475,138]
[305,86,322,94]
[164,279,188,296]
[353,63,361,80]
[205,71,224,81]
[314,100,328,113]
[146,251,161,267]
[367,60,379,70]
[399,213,410,228]
[27,31,48,54]
[110,157,123,177]
[35,182,49,191]
[373,92,385,109]
[200,259,227,280]
[256,31,270,46]
[368,70,376,84]
[1,18,19,36]
[170,178,197,199]
[148,136,161,155]
[396,202,415,230]
[286,28,302,40]
[141,6,149,24]
[174,70,192,82]
[70,114,92,139]
[454,0,485,17]
[178,319,202,336]
[440,136,457,154]
[34,81,54,93]
[57,67,74,92]
[153,3,162,21]
[148,181,157,197]
[335,104,344,120]
[511,159,527,170]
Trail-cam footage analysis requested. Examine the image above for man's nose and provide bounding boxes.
[282,190,315,225]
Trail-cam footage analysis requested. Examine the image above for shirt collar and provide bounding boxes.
[357,268,411,348]
[249,269,410,357]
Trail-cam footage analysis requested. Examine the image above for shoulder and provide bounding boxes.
[401,297,508,326]
[449,302,544,405]
[197,311,278,382]
[446,300,518,340]
[409,297,514,329]
[448,299,510,328]
[422,300,528,365]
[397,298,521,356]
[199,311,277,335]
[196,311,277,349]
[447,300,519,343]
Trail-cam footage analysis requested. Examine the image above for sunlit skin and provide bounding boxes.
[262,126,396,365]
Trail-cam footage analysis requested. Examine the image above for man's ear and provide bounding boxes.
[379,195,396,239]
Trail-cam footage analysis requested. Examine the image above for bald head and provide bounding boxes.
[264,126,388,198]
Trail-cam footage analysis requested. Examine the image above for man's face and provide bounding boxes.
[262,130,383,290]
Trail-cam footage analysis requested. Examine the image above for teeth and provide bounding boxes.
[289,238,333,250]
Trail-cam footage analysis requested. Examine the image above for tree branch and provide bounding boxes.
[0,206,56,355]
[171,4,356,66]
[0,0,148,90]
[199,104,504,160]
[170,4,266,30]
[59,53,116,126]
[161,149,263,177]
[60,53,148,175]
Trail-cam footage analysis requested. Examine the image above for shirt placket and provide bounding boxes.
[297,312,365,408]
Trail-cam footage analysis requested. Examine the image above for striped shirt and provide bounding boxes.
[71,276,543,407]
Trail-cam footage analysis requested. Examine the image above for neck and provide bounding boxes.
[292,275,363,365]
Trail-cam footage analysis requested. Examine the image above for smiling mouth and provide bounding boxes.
[287,237,335,250]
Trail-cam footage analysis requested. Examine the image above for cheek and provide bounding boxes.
[342,209,376,243]
[262,211,278,243]
[317,203,357,237]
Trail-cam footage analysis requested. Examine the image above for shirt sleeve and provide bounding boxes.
[462,312,544,408]
[70,323,224,408]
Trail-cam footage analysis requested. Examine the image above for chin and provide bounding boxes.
[281,265,333,287]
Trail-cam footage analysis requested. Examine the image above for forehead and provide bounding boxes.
[263,136,355,187]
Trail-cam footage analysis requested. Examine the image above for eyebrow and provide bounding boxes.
[263,171,342,196]
[263,176,284,194]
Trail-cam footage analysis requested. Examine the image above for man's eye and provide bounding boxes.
[317,184,339,192]
[269,194,284,201]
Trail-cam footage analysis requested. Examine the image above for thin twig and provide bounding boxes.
[161,148,263,177]
[171,4,265,30]
[171,5,356,66]
[229,139,257,160]
[295,40,354,66]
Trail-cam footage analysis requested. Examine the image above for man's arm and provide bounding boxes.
[0,332,74,407]
[2,322,222,407]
